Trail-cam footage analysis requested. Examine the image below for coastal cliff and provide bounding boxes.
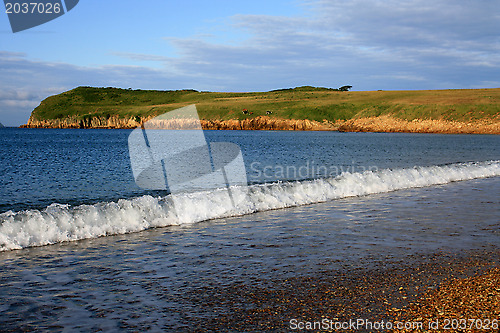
[203,117,335,131]
[23,115,500,134]
[23,115,337,131]
[337,115,500,134]
[21,86,500,134]
[24,115,143,129]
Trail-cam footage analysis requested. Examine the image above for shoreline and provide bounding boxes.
[21,115,500,134]
[176,249,499,332]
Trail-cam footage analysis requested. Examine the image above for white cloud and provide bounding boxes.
[0,53,195,125]
[136,0,499,92]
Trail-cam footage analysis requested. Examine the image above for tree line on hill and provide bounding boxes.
[271,85,352,92]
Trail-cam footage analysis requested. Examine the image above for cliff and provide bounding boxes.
[337,115,500,134]
[24,115,142,129]
[23,115,500,134]
[23,115,337,131]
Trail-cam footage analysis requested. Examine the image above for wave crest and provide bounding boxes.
[1,161,499,251]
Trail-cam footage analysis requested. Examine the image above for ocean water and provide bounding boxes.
[0,128,499,330]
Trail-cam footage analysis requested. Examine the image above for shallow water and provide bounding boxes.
[0,177,498,331]
[1,129,499,251]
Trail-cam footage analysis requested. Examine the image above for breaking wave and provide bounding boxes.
[1,161,499,251]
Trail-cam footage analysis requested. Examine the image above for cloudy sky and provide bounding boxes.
[1,0,499,126]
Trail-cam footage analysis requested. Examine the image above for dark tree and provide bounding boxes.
[339,85,352,91]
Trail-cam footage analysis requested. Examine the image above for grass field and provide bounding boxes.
[29,86,500,124]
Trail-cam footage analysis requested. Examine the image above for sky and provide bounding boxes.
[1,0,499,126]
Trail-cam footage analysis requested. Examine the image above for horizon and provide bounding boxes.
[18,84,500,95]
[2,0,500,126]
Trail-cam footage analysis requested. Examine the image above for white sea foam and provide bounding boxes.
[1,161,499,251]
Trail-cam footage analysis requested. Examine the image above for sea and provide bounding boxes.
[0,128,499,331]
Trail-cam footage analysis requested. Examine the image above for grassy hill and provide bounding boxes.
[28,86,500,125]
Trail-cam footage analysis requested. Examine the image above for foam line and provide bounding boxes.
[1,161,499,251]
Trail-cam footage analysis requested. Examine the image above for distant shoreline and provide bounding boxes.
[22,86,500,134]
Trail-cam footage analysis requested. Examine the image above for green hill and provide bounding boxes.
[25,86,500,131]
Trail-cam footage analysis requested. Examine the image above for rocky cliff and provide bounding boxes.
[338,115,500,134]
[23,115,339,131]
[23,115,142,129]
[201,117,337,131]
[22,114,500,134]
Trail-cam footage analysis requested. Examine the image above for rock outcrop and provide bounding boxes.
[201,117,337,131]
[22,115,143,129]
[338,115,500,134]
[21,114,500,134]
[22,115,339,131]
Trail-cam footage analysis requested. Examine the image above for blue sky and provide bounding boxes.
[1,0,499,126]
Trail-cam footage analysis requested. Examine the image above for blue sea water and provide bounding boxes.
[1,128,498,213]
[0,128,499,331]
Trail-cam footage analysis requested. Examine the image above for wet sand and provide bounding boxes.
[176,249,499,332]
